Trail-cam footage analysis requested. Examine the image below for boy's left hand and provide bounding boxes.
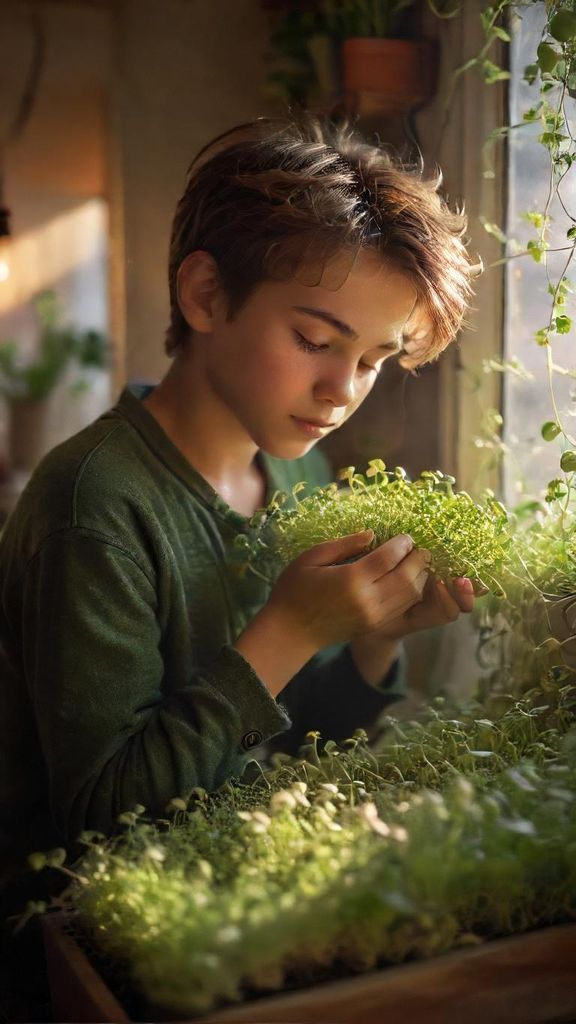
[379,573,476,640]
[349,575,476,686]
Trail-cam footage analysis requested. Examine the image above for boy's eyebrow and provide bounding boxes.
[291,305,402,351]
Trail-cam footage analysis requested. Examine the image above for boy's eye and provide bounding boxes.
[293,330,327,354]
[293,330,380,374]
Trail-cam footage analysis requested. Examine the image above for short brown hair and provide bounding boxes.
[165,112,479,367]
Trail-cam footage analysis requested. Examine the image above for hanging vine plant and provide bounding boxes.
[420,0,576,688]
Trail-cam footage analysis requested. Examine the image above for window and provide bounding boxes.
[503,2,575,502]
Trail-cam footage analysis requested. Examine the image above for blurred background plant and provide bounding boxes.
[0,290,111,477]
[0,289,109,403]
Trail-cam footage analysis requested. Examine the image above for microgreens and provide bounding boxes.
[27,683,576,1019]
[238,462,515,596]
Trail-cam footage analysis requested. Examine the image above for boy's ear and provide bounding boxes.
[176,251,225,334]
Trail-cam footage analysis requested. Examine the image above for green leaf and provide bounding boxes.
[480,218,507,244]
[480,7,495,33]
[535,328,549,346]
[498,817,536,835]
[522,210,546,230]
[560,450,576,472]
[492,26,511,43]
[568,226,576,240]
[45,848,67,868]
[27,852,47,872]
[527,240,546,264]
[167,797,188,813]
[545,477,567,501]
[524,63,539,85]
[555,315,572,334]
[549,10,576,43]
[538,131,569,148]
[542,421,562,441]
[482,59,510,84]
[117,811,138,826]
[537,42,560,74]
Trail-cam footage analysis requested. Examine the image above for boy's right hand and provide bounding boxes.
[266,529,431,652]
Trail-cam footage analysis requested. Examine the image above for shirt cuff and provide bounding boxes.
[206,644,292,752]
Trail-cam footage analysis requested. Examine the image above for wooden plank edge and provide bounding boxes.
[43,910,576,1024]
[42,911,130,1024]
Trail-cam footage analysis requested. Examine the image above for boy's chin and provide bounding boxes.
[258,436,318,460]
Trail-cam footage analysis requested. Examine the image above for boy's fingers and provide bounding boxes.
[358,534,415,579]
[446,577,475,613]
[300,530,374,567]
[434,579,463,622]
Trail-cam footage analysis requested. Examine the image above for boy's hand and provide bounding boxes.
[371,573,476,640]
[235,532,475,697]
[348,572,476,687]
[266,529,432,654]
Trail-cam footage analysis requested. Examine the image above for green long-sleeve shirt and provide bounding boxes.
[0,385,405,893]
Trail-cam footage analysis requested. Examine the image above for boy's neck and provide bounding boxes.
[142,358,267,513]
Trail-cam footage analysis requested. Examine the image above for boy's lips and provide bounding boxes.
[291,415,337,438]
[292,416,338,428]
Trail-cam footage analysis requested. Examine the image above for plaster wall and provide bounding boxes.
[111,0,276,384]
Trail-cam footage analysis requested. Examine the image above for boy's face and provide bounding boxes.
[202,249,420,460]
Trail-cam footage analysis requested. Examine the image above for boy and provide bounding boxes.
[0,112,477,904]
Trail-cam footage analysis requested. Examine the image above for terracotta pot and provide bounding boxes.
[343,37,438,115]
[7,397,51,474]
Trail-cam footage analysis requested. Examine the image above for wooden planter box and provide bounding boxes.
[43,910,576,1024]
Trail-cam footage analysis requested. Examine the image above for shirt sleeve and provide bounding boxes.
[21,529,291,844]
[265,642,407,758]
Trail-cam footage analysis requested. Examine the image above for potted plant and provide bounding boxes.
[331,0,438,116]
[0,291,110,474]
[263,1,439,116]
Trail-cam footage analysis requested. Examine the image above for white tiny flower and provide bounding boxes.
[291,789,311,808]
[144,845,166,863]
[453,777,474,801]
[217,925,241,944]
[291,781,307,794]
[197,859,213,880]
[269,790,297,815]
[391,826,408,842]
[251,810,271,827]
[357,802,391,837]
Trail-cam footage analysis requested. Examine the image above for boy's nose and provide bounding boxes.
[313,370,357,408]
